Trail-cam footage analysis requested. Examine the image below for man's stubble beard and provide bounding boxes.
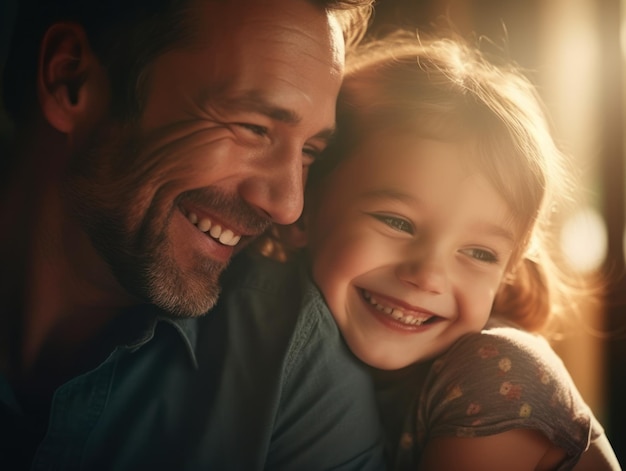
[64,122,226,318]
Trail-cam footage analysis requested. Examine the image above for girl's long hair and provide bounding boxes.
[308,32,596,334]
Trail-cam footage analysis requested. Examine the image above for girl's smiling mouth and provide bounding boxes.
[360,289,440,327]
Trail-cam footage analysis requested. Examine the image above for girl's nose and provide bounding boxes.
[396,249,447,294]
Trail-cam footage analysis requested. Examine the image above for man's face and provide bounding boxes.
[68,0,345,316]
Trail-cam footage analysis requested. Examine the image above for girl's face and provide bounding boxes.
[307,132,517,370]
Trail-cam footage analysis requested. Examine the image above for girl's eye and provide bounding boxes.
[462,248,499,264]
[371,214,414,235]
[237,123,268,136]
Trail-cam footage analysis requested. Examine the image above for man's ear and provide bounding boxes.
[37,22,109,135]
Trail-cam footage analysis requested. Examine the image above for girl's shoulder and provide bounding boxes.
[411,322,599,465]
[426,321,591,428]
[438,320,560,372]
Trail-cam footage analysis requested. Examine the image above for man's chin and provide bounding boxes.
[153,286,221,318]
[141,259,224,317]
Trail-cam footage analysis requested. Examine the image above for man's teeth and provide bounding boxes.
[363,290,431,326]
[185,211,241,247]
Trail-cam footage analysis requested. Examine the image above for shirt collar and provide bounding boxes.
[124,306,200,370]
[159,316,199,370]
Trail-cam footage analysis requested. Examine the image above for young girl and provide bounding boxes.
[296,34,620,470]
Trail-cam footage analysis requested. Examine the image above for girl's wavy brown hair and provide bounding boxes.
[305,31,597,336]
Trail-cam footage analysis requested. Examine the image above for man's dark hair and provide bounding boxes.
[2,0,373,124]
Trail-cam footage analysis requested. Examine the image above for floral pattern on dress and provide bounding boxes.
[391,325,597,471]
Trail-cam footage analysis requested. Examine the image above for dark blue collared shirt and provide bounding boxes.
[1,253,385,470]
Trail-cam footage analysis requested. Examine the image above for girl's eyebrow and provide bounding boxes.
[472,221,516,243]
[360,188,416,204]
[361,189,516,242]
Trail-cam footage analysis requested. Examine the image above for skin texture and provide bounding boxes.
[418,429,567,471]
[301,31,622,470]
[306,131,581,469]
[62,0,344,318]
[308,132,516,371]
[1,0,345,373]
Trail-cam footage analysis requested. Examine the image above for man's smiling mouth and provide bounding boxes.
[183,211,242,247]
[361,289,437,326]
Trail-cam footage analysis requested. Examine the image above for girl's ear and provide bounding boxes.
[37,22,110,136]
[493,258,550,331]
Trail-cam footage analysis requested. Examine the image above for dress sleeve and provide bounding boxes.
[266,281,387,471]
[412,326,596,469]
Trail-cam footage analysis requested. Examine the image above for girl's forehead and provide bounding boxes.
[352,129,473,168]
[346,130,524,222]
[354,127,518,187]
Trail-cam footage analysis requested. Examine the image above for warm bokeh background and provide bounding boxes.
[369,0,626,460]
[1,0,624,461]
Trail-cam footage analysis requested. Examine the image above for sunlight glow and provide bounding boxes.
[560,207,607,272]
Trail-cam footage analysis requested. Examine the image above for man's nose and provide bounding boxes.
[238,144,305,225]
[396,247,447,294]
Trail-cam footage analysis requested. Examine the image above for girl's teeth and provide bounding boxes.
[188,212,198,224]
[363,289,431,326]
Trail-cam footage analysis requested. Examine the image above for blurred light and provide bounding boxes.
[560,207,607,272]
[621,5,626,60]
[541,1,600,140]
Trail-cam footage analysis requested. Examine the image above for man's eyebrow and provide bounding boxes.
[225,92,302,124]
[222,91,336,141]
[314,126,336,143]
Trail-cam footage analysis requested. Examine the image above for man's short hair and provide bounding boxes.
[2,0,373,124]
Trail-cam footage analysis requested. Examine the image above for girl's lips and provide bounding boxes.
[360,288,440,327]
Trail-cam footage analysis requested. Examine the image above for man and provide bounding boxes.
[0,0,384,469]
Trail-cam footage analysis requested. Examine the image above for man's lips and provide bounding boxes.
[361,289,440,326]
[176,189,271,248]
[182,208,242,247]
[178,200,270,248]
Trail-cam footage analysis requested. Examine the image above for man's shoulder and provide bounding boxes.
[214,251,344,360]
[221,251,305,295]
[195,250,330,371]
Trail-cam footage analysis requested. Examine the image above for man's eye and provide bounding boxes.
[463,248,499,264]
[372,214,414,234]
[237,123,268,136]
[302,147,322,166]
